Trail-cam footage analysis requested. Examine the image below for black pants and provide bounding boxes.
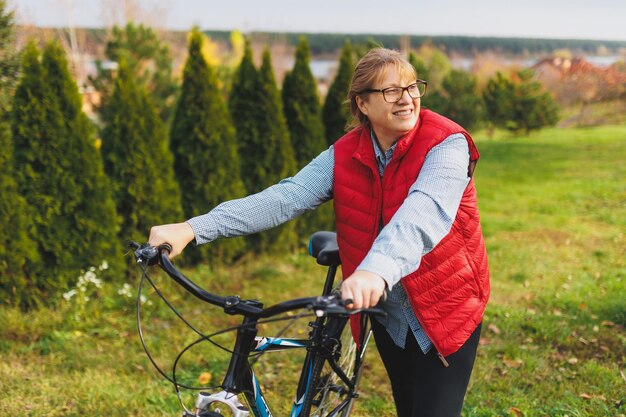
[371,319,482,417]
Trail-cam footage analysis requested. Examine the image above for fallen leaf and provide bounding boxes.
[198,371,212,385]
[579,393,606,401]
[567,357,579,365]
[509,407,523,416]
[479,337,491,346]
[488,323,501,335]
[503,357,523,369]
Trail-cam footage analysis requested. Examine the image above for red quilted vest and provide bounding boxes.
[333,109,490,358]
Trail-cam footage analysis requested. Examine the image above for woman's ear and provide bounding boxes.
[356,95,368,116]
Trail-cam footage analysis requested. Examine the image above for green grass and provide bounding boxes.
[2,125,625,416]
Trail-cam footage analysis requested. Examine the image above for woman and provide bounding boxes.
[149,48,489,417]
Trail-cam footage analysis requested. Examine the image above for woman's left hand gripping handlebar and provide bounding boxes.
[148,222,195,259]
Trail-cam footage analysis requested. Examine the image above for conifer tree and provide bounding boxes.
[229,39,263,193]
[255,47,298,252]
[512,69,559,134]
[11,42,120,303]
[41,42,121,273]
[408,51,430,82]
[169,29,245,264]
[484,70,559,134]
[323,41,354,144]
[101,59,182,271]
[427,69,484,131]
[258,48,297,181]
[483,72,516,134]
[91,22,177,123]
[282,36,327,167]
[282,36,333,237]
[0,2,39,307]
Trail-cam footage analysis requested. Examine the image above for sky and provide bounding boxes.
[13,0,626,42]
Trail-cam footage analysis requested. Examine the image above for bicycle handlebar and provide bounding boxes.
[130,242,386,319]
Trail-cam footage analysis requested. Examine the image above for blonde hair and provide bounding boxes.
[346,48,417,131]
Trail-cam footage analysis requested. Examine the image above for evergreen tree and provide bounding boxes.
[408,51,430,81]
[169,29,245,264]
[41,41,121,277]
[102,59,182,272]
[484,70,559,135]
[512,69,559,134]
[427,69,484,131]
[0,2,39,308]
[90,22,178,123]
[12,42,118,304]
[282,36,332,237]
[0,0,18,112]
[323,41,354,144]
[229,39,264,193]
[256,47,298,252]
[483,71,516,133]
[282,37,327,167]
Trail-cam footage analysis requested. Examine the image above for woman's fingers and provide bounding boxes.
[148,222,195,259]
[341,270,386,309]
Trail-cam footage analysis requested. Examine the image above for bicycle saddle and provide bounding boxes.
[308,231,341,266]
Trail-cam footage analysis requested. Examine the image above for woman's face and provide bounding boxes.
[356,65,420,146]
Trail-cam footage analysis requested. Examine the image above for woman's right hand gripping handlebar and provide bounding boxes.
[148,222,195,259]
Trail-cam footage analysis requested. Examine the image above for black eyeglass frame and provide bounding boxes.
[358,80,428,103]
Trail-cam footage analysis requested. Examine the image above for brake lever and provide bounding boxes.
[129,241,159,266]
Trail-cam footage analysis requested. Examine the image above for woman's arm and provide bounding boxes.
[149,146,334,257]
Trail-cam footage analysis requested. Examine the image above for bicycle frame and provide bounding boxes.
[192,265,344,417]
[193,320,373,417]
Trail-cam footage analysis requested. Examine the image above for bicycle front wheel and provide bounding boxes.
[302,316,372,417]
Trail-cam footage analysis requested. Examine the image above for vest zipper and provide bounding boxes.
[437,351,450,367]
[412,304,450,368]
[378,172,384,232]
[376,147,449,368]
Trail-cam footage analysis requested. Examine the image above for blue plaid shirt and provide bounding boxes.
[187,132,470,352]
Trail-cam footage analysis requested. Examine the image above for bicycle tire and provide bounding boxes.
[301,316,371,417]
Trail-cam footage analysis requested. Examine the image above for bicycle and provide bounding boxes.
[130,231,386,417]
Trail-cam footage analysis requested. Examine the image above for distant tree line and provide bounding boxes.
[25,27,626,59]
[254,32,626,56]
[2,1,560,309]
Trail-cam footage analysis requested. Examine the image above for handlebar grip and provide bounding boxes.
[159,243,173,255]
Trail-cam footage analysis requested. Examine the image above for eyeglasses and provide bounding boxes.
[359,80,428,103]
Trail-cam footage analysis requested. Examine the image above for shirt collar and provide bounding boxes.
[370,129,397,164]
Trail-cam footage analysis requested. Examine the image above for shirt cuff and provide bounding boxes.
[356,252,403,290]
[185,214,218,246]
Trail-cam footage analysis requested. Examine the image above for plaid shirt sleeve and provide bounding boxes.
[186,146,334,245]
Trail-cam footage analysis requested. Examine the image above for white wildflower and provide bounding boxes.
[63,289,77,301]
[99,261,109,271]
[118,283,133,298]
[89,266,96,273]
[84,270,97,283]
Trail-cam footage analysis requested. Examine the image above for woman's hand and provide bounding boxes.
[340,270,387,309]
[148,222,195,259]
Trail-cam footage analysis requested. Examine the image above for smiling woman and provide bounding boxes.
[347,51,426,150]
[149,47,490,417]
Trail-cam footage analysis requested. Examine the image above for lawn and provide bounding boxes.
[1,125,624,417]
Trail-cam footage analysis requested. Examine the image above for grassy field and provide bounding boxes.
[1,125,625,416]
